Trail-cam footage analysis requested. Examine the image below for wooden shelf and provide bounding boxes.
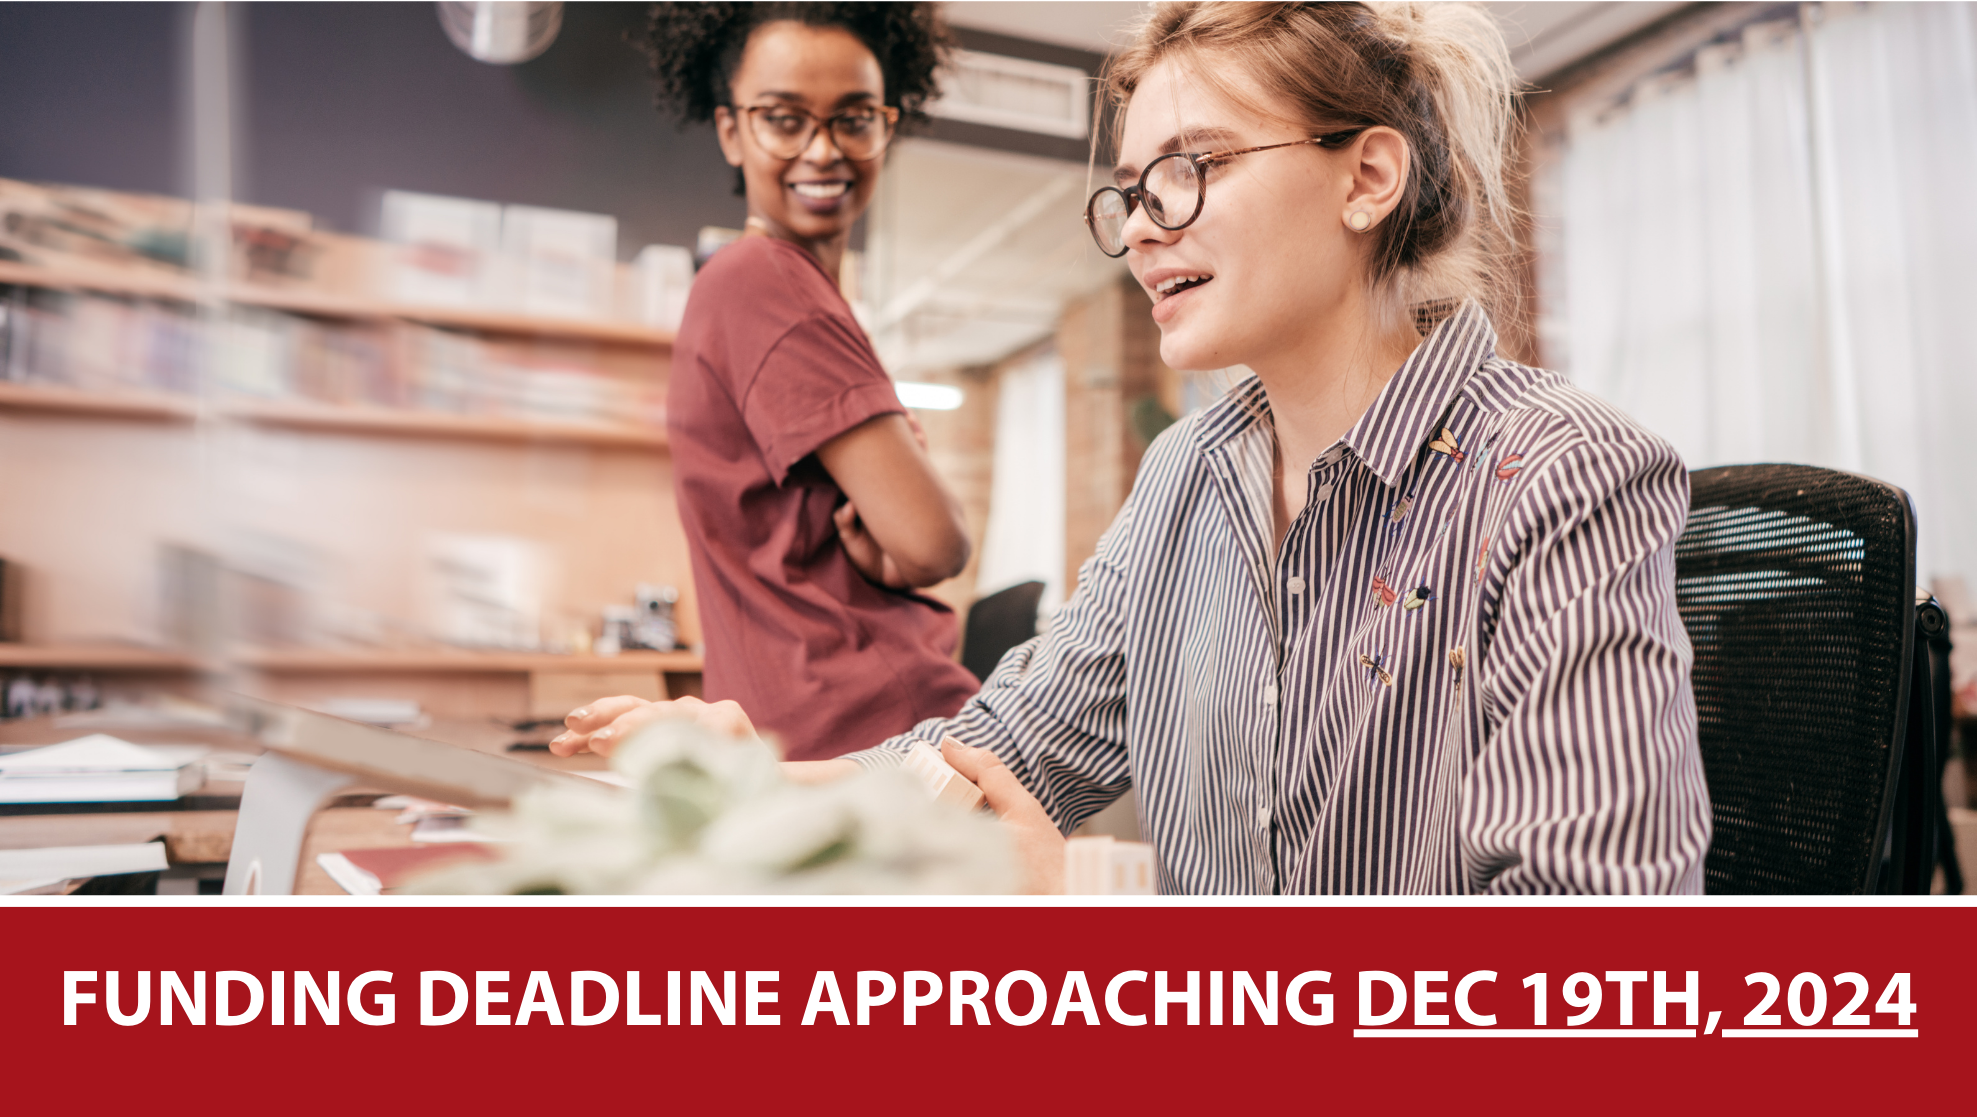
[238,649,703,674]
[229,398,669,449]
[0,382,668,449]
[0,644,206,671]
[0,260,675,348]
[0,380,197,421]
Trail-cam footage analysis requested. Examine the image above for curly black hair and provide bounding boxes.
[636,2,952,127]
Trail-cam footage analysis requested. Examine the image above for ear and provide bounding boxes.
[714,106,744,168]
[1342,126,1410,229]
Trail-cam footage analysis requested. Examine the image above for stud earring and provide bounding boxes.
[1347,210,1374,232]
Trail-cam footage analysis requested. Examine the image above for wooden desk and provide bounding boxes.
[0,715,608,894]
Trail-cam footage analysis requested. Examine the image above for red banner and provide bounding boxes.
[5,903,1970,1110]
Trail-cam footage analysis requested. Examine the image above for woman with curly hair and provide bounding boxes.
[617,3,980,761]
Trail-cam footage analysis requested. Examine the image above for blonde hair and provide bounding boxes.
[1105,2,1523,331]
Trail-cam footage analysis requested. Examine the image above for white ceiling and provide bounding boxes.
[944,1,1149,54]
[865,138,1120,376]
[944,1,1691,81]
[1485,2,1689,82]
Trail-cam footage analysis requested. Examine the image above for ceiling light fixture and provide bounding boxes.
[437,2,563,65]
[894,382,965,411]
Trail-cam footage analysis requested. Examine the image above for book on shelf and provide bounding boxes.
[0,178,667,431]
[0,286,656,429]
[0,176,320,286]
[0,734,205,803]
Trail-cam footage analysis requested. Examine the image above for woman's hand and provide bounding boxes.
[550,694,758,758]
[901,410,930,453]
[941,737,1065,895]
[833,501,909,589]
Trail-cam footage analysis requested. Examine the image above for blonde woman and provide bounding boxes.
[560,2,1712,895]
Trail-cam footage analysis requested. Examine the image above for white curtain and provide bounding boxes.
[1539,1,1977,599]
[976,346,1066,616]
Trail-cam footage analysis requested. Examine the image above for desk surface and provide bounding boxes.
[0,715,609,894]
[8,719,1976,897]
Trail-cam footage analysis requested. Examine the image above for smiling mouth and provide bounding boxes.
[791,181,849,199]
[1154,274,1213,300]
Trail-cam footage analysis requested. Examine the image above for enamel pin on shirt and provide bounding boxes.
[1360,652,1394,688]
[1427,426,1464,463]
[1495,453,1525,480]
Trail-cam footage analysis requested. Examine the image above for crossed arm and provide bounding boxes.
[819,411,970,589]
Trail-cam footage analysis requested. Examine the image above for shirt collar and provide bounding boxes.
[1191,301,1498,490]
[1192,375,1273,453]
[1341,300,1497,490]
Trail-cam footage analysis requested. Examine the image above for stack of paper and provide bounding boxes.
[0,734,205,804]
[0,842,170,895]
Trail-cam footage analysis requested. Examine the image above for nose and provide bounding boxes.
[800,121,845,166]
[1119,191,1181,255]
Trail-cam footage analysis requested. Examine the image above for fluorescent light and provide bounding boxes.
[895,382,965,411]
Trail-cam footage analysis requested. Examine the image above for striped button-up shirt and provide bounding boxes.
[850,303,1712,894]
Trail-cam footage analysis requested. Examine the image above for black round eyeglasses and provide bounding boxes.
[1083,130,1366,257]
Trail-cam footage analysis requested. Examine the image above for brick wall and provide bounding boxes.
[1059,274,1176,595]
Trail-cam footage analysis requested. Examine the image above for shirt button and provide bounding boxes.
[1287,576,1306,594]
[1257,805,1272,827]
[1315,483,1334,501]
[1261,684,1278,705]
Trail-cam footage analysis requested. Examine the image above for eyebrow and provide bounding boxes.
[1112,125,1246,184]
[747,90,882,109]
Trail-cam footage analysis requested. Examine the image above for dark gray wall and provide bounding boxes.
[0,3,1102,257]
[242,2,737,252]
[0,2,183,199]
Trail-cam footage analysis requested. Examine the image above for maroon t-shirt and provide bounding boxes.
[668,236,980,761]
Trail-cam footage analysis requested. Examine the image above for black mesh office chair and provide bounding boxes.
[1675,464,1952,894]
[962,580,1046,683]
